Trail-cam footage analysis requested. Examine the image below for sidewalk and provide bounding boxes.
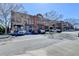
[0,35,10,39]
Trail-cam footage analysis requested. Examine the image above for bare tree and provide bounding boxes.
[64,18,79,29]
[44,10,63,21]
[44,10,63,39]
[0,3,24,34]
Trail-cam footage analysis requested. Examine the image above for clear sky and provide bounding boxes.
[22,3,79,20]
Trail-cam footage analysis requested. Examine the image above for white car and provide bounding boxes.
[40,29,45,34]
[52,29,56,32]
[56,29,62,33]
[50,29,61,33]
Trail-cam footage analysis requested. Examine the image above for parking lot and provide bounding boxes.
[0,31,79,56]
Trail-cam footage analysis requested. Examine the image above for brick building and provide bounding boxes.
[11,11,47,33]
[11,11,74,33]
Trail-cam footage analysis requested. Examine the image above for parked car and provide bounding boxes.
[10,30,26,36]
[32,29,46,34]
[32,30,39,34]
[25,31,32,35]
[49,29,56,32]
[39,29,46,34]
[49,29,62,33]
[51,29,56,32]
[45,29,49,32]
[56,29,62,33]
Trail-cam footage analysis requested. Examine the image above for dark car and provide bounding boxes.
[32,30,39,34]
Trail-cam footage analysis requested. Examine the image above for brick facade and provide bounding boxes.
[11,11,74,32]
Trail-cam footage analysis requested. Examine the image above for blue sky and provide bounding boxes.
[22,3,79,20]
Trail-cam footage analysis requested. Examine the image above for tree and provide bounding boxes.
[44,10,63,21]
[0,3,24,34]
[0,24,5,34]
[44,10,63,39]
[64,18,79,29]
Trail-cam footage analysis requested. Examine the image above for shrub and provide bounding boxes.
[0,25,5,34]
